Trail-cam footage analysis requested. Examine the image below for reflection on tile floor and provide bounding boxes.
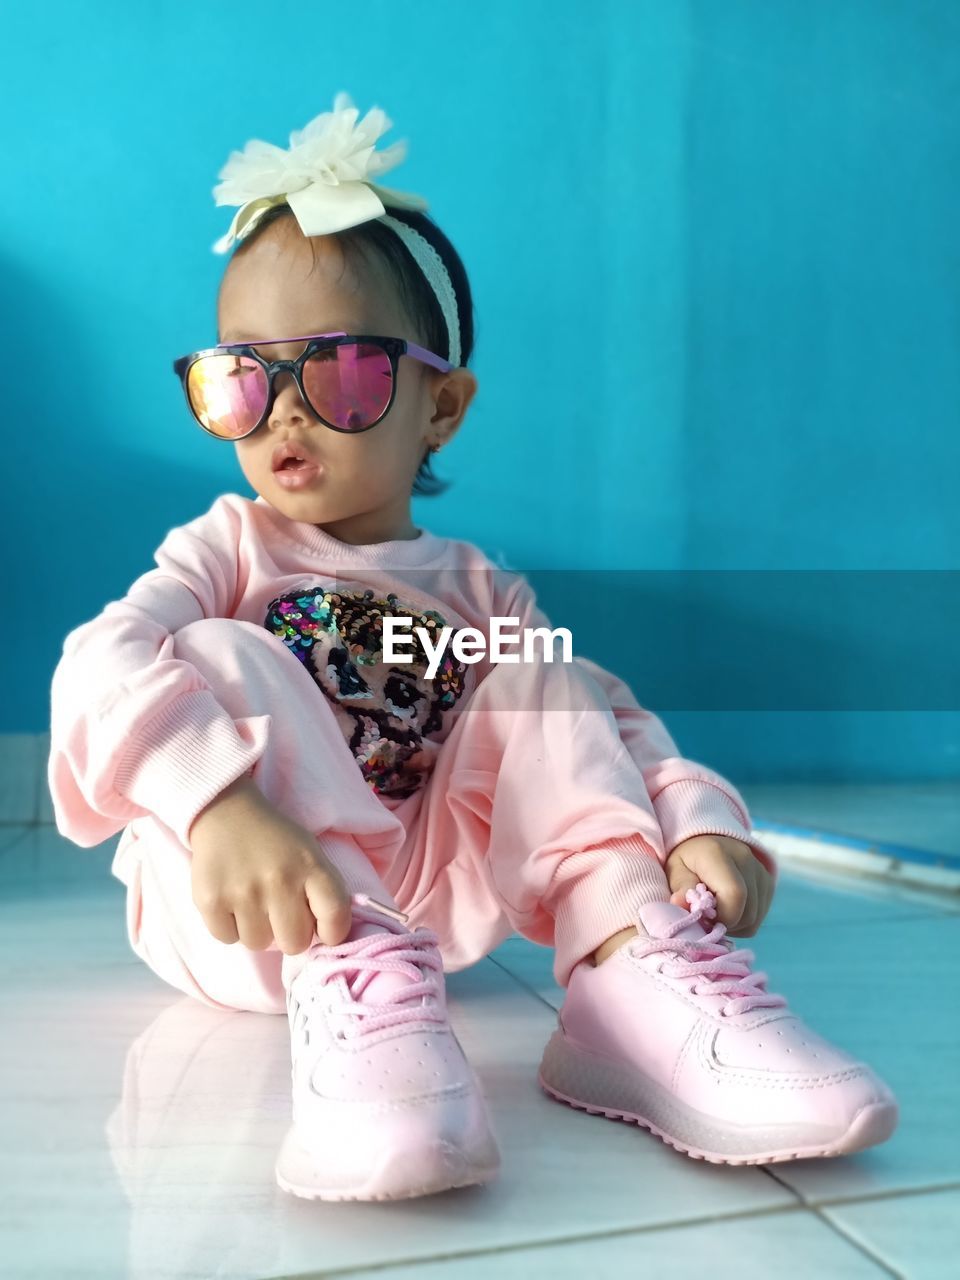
[1,809,957,1279]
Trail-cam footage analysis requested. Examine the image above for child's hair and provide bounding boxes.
[221,203,476,496]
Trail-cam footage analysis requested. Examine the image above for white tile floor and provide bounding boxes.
[2,741,958,1279]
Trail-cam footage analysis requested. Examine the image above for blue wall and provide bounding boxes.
[4,0,957,779]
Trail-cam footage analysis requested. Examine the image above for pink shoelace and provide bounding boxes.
[300,892,448,1039]
[629,883,789,1018]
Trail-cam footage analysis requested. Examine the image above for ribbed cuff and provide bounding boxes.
[113,689,270,849]
[651,778,778,882]
[548,835,671,989]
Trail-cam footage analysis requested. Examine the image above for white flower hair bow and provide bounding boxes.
[211,91,430,254]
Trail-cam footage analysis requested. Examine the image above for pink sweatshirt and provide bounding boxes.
[47,492,776,883]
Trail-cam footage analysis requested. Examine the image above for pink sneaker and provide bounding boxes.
[538,883,899,1164]
[275,892,501,1201]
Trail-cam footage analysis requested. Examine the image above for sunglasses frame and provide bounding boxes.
[171,331,455,440]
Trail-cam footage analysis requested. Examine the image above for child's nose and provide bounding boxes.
[270,370,314,417]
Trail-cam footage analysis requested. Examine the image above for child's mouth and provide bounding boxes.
[273,457,321,488]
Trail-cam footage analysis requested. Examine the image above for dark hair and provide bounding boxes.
[222,203,476,496]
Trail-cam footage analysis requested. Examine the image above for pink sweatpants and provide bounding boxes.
[111,618,672,1014]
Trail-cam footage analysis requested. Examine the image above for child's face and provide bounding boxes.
[216,216,476,542]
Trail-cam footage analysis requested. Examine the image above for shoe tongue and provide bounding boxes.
[342,920,426,1007]
[636,900,711,944]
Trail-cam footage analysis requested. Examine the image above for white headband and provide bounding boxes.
[210,93,462,368]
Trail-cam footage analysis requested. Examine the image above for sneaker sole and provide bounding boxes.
[275,1125,501,1202]
[538,1029,898,1166]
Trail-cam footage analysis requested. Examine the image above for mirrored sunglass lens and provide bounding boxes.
[302,342,392,431]
[187,355,267,439]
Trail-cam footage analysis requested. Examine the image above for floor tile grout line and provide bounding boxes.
[287,1201,884,1280]
[32,733,44,826]
[274,1181,960,1279]
[755,1157,808,1201]
[811,1206,905,1279]
[760,1163,912,1280]
[0,826,36,859]
[779,1179,960,1210]
[486,954,565,1014]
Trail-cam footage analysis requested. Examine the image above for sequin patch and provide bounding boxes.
[263,586,468,796]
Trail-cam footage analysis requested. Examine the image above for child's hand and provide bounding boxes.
[664,835,774,938]
[186,775,354,954]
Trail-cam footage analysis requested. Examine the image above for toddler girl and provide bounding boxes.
[48,94,898,1202]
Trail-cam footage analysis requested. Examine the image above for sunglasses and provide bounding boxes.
[171,331,454,440]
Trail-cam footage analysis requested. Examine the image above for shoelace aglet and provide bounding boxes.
[352,892,409,925]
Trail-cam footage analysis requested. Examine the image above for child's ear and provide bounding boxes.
[426,367,478,449]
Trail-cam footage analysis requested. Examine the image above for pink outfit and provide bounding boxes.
[47,492,777,1010]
